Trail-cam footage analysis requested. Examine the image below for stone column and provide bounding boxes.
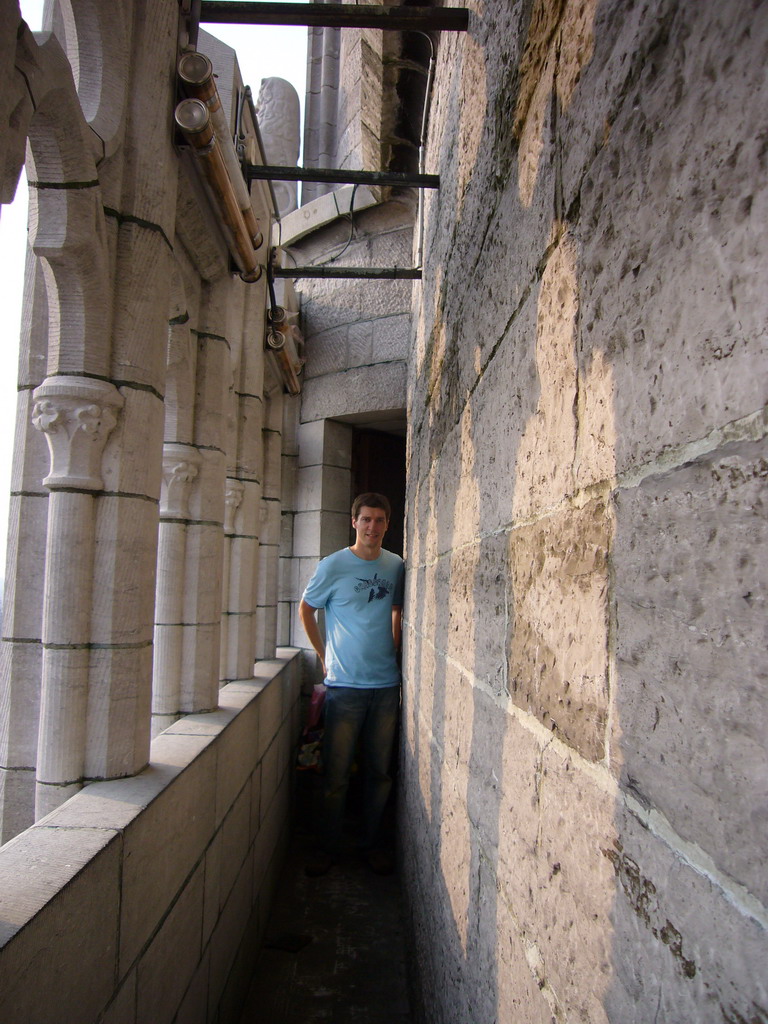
[219,476,244,680]
[278,394,301,646]
[254,387,283,660]
[0,256,54,841]
[152,443,201,736]
[31,376,123,816]
[302,18,340,205]
[220,280,266,681]
[73,0,179,789]
[171,324,228,715]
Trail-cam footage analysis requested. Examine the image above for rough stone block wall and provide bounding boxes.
[0,652,301,1024]
[401,1,768,1021]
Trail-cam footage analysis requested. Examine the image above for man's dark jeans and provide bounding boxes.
[320,684,400,854]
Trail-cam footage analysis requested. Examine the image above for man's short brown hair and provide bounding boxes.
[351,492,391,520]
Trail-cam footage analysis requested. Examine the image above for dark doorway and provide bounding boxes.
[351,429,406,558]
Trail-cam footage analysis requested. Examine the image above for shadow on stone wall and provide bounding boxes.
[401,0,768,1020]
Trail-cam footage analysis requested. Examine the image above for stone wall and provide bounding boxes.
[401,0,768,1021]
[0,652,301,1024]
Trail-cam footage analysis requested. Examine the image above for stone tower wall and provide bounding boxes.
[401,1,768,1020]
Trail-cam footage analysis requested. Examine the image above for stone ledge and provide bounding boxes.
[274,185,378,247]
[0,649,302,1024]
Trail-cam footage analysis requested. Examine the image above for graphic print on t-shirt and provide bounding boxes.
[354,572,394,603]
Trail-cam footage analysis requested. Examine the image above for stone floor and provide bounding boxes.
[237,774,413,1024]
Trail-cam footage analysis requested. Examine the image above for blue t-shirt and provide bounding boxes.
[302,547,405,688]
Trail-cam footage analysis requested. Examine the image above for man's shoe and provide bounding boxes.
[363,848,395,875]
[304,851,335,877]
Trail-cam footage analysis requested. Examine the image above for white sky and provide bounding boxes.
[0,0,308,583]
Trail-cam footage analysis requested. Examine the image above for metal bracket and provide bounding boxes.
[272,265,421,281]
[199,2,470,32]
[246,164,439,190]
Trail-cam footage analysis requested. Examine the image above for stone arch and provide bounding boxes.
[24,32,110,376]
[53,0,130,156]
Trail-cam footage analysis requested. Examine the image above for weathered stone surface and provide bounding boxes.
[260,733,280,821]
[1,496,46,669]
[604,802,768,1024]
[434,534,510,701]
[118,737,216,974]
[532,744,618,1023]
[296,419,326,467]
[0,766,36,846]
[117,1,179,234]
[0,824,120,1023]
[179,621,220,712]
[235,393,264,480]
[181,521,225,622]
[304,325,349,379]
[103,387,164,498]
[99,973,136,1024]
[571,0,768,475]
[0,638,41,763]
[91,495,158,645]
[301,359,407,424]
[175,950,211,1024]
[401,1,768,1017]
[211,695,260,828]
[257,674,284,764]
[508,498,612,761]
[218,781,251,906]
[10,390,49,492]
[135,864,204,1024]
[613,438,768,901]
[110,224,173,390]
[86,644,153,778]
[293,509,322,558]
[207,858,253,1017]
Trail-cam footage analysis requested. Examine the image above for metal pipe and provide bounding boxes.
[175,98,262,281]
[266,325,303,395]
[272,265,422,280]
[199,2,470,32]
[246,164,439,189]
[416,33,436,271]
[189,0,202,48]
[178,52,263,250]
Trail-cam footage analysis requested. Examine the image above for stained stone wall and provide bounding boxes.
[401,1,768,1021]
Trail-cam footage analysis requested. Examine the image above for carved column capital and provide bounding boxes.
[31,375,124,490]
[224,478,245,533]
[160,443,201,517]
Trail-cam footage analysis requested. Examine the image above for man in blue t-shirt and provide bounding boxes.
[299,492,405,876]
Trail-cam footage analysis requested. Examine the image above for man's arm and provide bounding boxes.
[299,599,327,677]
[392,605,402,652]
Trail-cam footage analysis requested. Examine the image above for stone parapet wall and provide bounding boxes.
[401,0,768,1020]
[0,650,301,1024]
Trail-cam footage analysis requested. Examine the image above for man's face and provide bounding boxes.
[352,506,389,551]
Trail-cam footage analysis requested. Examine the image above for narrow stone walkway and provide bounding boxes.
[237,777,413,1024]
